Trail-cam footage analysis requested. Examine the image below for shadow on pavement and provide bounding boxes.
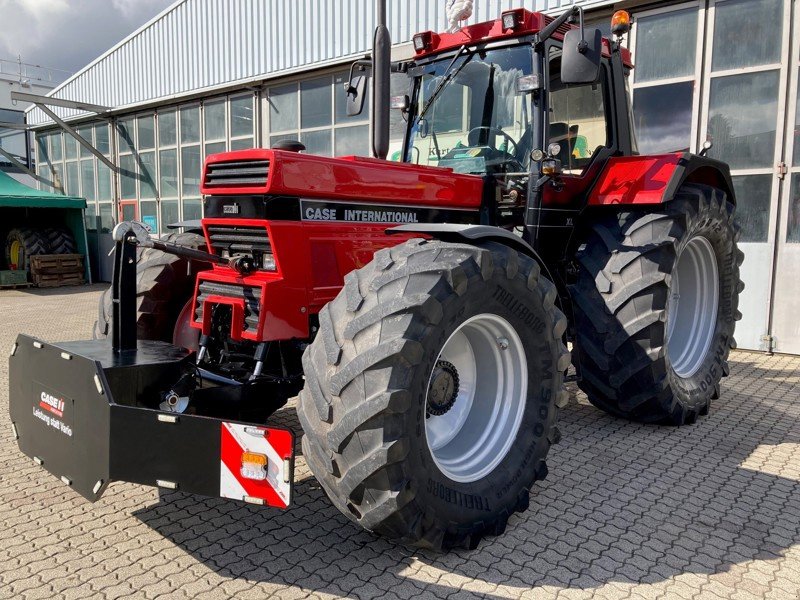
[133,352,800,597]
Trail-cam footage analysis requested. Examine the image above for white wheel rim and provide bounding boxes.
[666,236,719,378]
[425,313,528,483]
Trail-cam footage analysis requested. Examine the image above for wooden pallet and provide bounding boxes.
[30,254,85,288]
[30,254,84,274]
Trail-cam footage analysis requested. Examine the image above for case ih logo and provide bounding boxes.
[39,391,65,418]
[223,203,240,214]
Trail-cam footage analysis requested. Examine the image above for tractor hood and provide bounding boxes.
[200,149,483,209]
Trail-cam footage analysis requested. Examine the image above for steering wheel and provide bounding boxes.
[467,126,519,155]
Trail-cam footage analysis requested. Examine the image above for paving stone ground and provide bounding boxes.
[1,285,799,599]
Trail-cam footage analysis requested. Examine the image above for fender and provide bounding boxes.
[588,153,736,206]
[387,223,555,283]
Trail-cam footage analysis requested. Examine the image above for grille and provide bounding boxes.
[205,160,269,188]
[207,225,271,257]
[195,281,261,332]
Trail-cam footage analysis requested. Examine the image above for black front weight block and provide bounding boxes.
[9,336,294,507]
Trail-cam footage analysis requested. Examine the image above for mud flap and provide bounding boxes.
[9,335,294,508]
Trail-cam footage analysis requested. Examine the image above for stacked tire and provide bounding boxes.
[4,226,77,277]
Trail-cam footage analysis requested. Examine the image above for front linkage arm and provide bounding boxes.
[112,221,257,275]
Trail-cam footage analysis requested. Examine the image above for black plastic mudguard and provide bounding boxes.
[9,335,294,508]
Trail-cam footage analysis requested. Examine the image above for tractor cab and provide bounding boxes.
[383,9,636,239]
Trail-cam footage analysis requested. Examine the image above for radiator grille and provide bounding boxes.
[207,225,271,256]
[204,160,269,188]
[195,281,261,331]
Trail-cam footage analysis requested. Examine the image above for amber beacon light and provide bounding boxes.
[611,10,631,37]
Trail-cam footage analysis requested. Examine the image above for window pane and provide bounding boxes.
[183,198,202,221]
[794,69,800,167]
[301,77,332,129]
[181,146,202,196]
[429,84,463,133]
[120,154,137,199]
[99,203,115,233]
[161,200,180,231]
[335,125,369,156]
[95,125,109,155]
[137,115,155,150]
[230,137,254,151]
[80,159,95,202]
[549,78,608,171]
[732,174,772,243]
[97,163,112,201]
[118,118,135,153]
[139,151,157,199]
[634,8,697,83]
[712,0,783,71]
[159,110,177,147]
[49,133,62,162]
[205,141,226,158]
[204,100,226,141]
[66,162,80,196]
[77,126,93,158]
[36,135,49,163]
[707,71,779,170]
[301,129,332,156]
[121,203,136,222]
[335,71,369,123]
[633,82,693,154]
[180,106,200,144]
[65,135,78,160]
[269,84,298,131]
[159,149,179,198]
[140,200,158,233]
[230,95,254,138]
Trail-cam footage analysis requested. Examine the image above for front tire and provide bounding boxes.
[571,184,743,424]
[298,239,570,551]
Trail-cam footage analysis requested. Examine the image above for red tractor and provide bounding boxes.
[10,5,742,551]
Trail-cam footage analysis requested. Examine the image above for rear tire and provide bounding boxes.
[571,184,743,424]
[43,226,77,254]
[298,239,570,551]
[94,232,207,342]
[5,228,49,273]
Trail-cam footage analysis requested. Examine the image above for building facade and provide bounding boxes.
[25,0,800,354]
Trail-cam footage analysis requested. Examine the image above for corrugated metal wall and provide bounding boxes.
[26,0,615,125]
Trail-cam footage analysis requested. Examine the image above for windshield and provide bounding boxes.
[405,45,534,175]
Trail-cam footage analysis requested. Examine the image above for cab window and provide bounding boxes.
[548,46,610,174]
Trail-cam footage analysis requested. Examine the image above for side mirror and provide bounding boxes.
[345,74,368,117]
[561,28,602,85]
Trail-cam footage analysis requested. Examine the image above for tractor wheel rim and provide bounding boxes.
[425,313,528,483]
[9,240,21,268]
[666,236,719,378]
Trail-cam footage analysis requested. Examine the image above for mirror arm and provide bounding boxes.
[345,59,372,94]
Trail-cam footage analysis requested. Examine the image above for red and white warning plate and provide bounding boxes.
[219,422,293,508]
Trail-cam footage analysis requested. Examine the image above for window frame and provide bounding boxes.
[628,1,704,155]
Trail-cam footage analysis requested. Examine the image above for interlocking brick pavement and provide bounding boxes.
[1,285,799,599]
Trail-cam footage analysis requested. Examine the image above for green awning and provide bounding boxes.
[0,171,85,209]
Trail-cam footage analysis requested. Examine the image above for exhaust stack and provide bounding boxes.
[371,0,391,160]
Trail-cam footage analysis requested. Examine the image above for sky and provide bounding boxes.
[0,0,175,81]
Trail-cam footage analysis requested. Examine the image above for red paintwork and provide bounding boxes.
[202,150,483,208]
[192,217,418,342]
[587,154,683,206]
[413,9,633,68]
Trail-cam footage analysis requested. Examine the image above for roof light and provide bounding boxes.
[501,9,524,31]
[611,10,631,37]
[413,31,433,53]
